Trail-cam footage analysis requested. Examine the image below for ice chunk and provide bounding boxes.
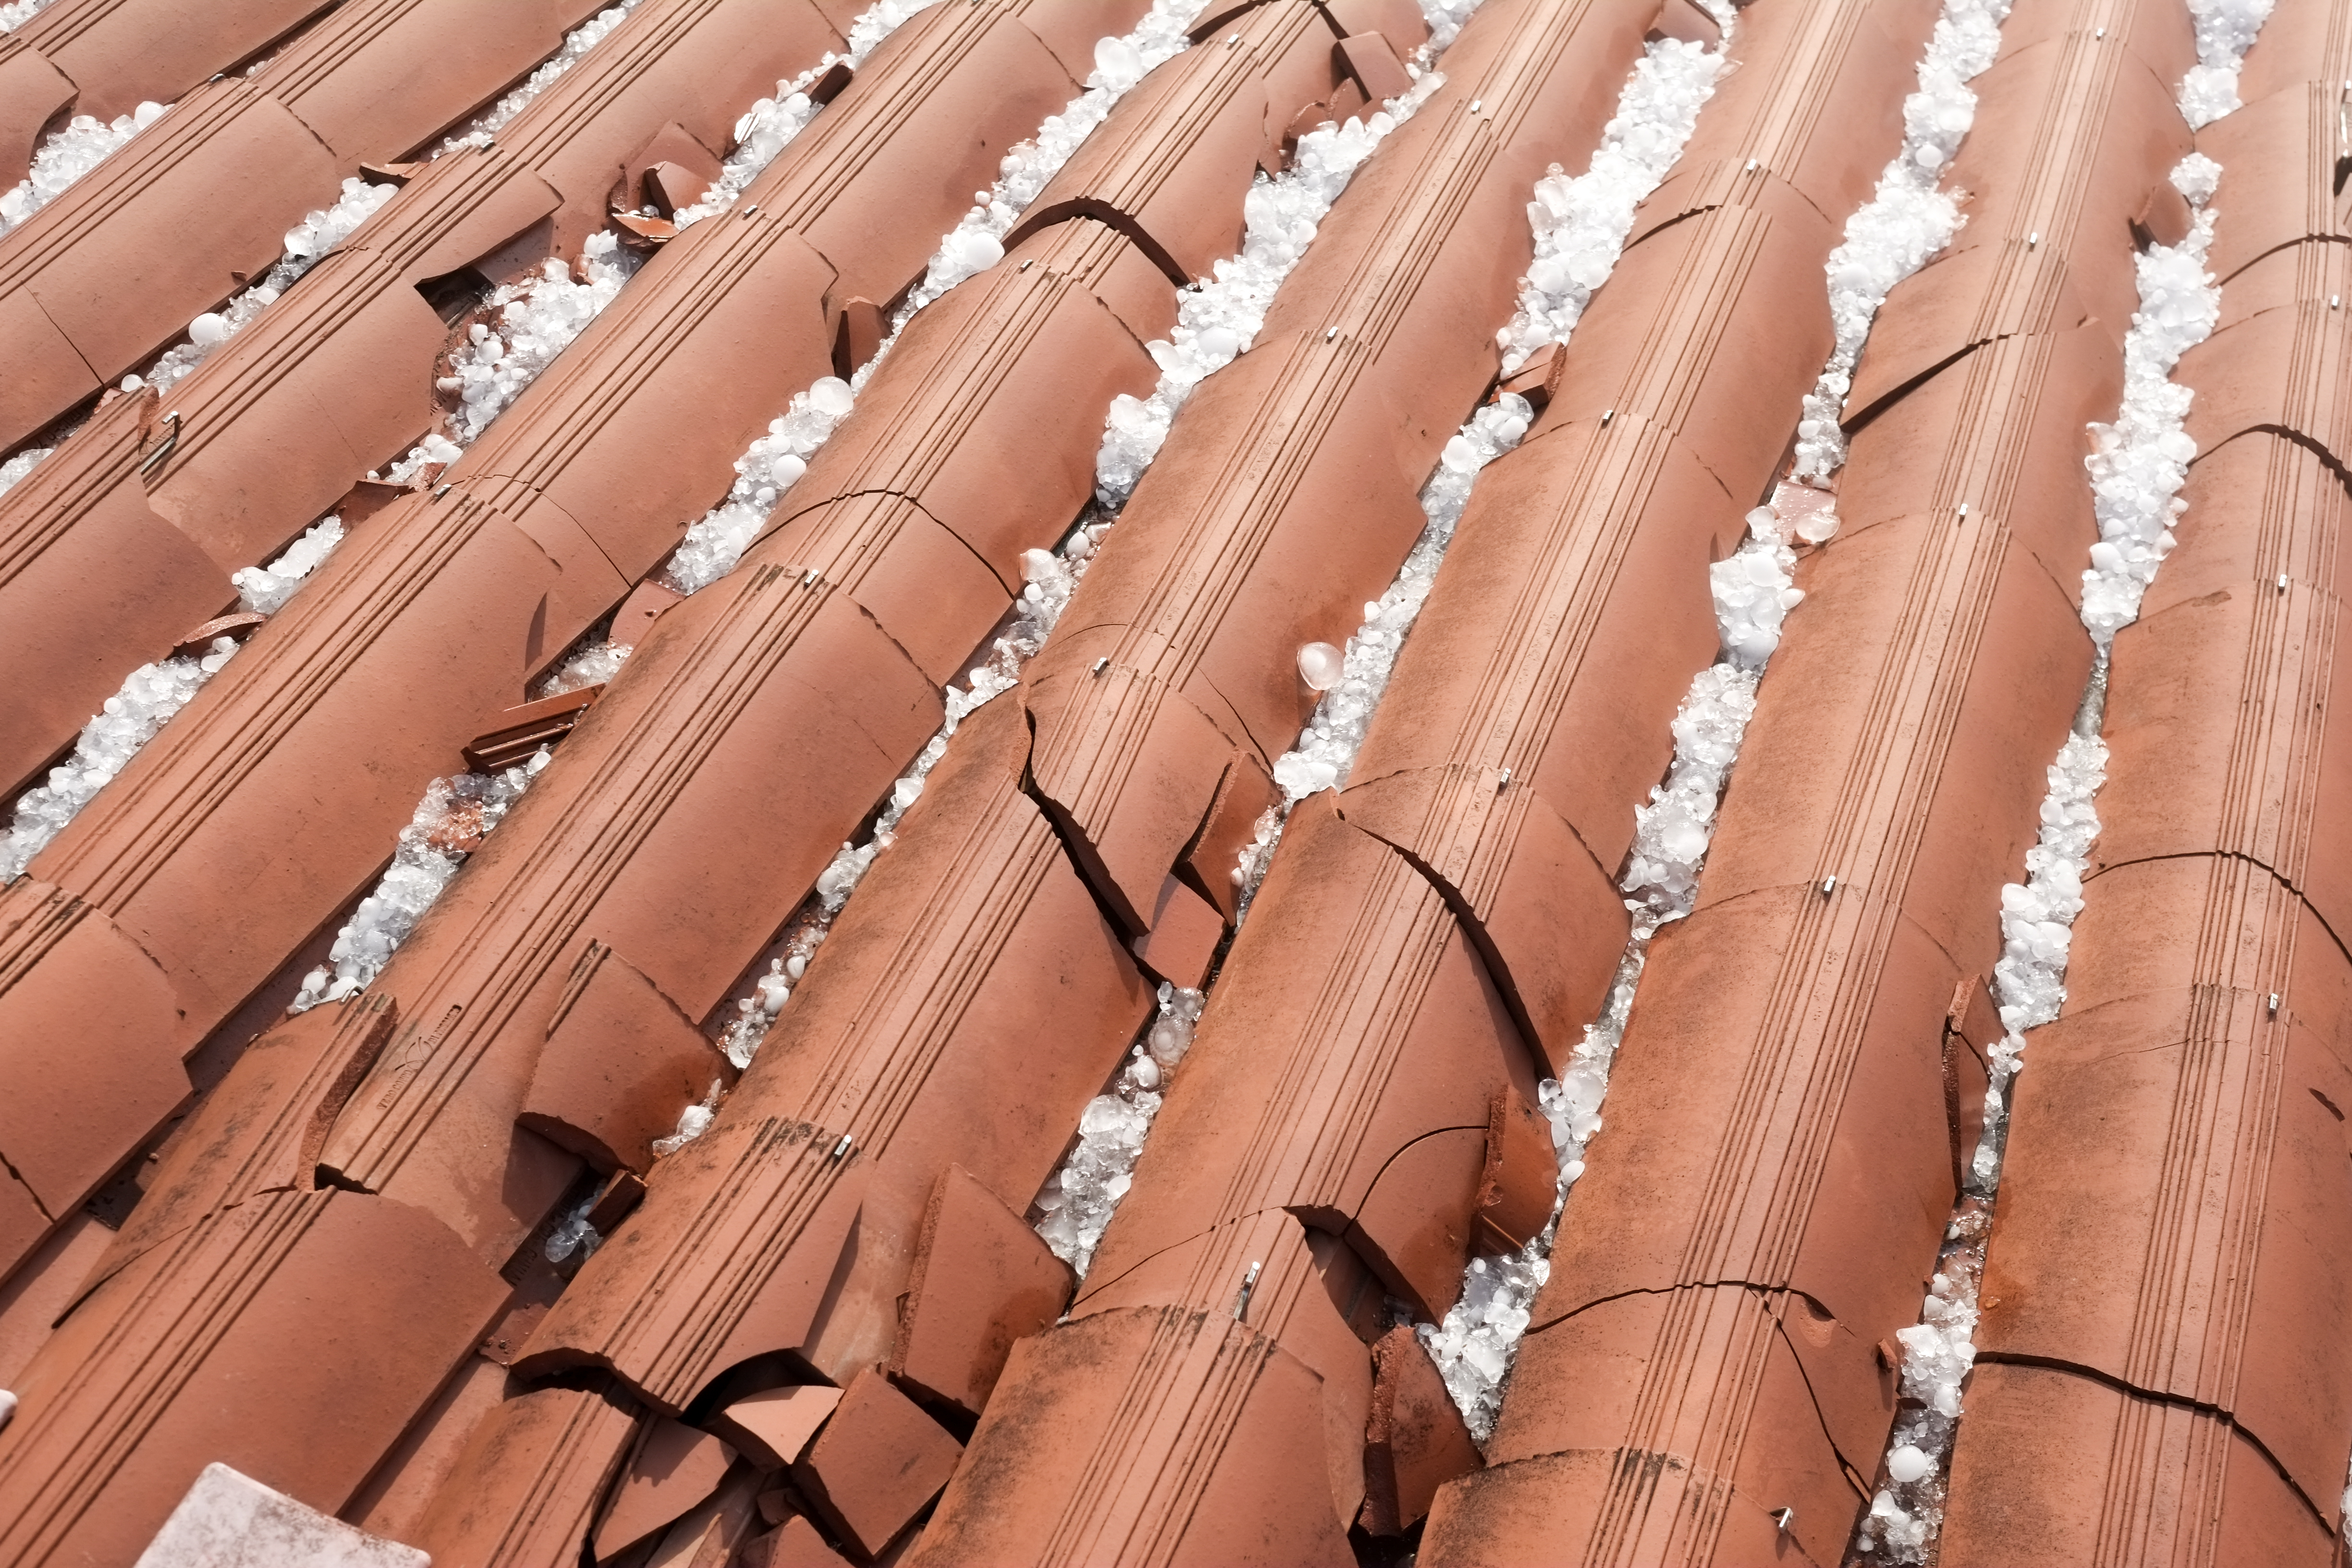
[0,444,56,501]
[287,748,550,1010]
[1347,9,1740,1441]
[543,1192,601,1262]
[0,100,172,238]
[1792,0,2013,483]
[434,0,647,155]
[230,514,345,615]
[1296,641,1345,690]
[1033,984,1201,1274]
[651,1079,723,1157]
[1858,5,2262,1558]
[142,176,400,394]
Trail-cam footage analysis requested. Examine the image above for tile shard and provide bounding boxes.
[134,1461,428,1568]
[1360,1324,1483,1537]
[790,1369,963,1561]
[889,1164,1075,1417]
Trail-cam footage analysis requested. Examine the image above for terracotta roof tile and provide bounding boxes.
[0,0,2340,1558]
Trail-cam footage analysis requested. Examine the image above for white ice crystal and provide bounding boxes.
[1422,0,2017,1450]
[0,98,166,237]
[2077,185,2219,649]
[2176,0,2278,129]
[287,748,550,1011]
[667,0,1224,593]
[1418,0,1482,50]
[1265,394,1535,808]
[274,0,1221,1139]
[893,2,1207,326]
[698,0,1240,1090]
[671,0,947,227]
[1243,10,1730,906]
[1420,504,1785,1439]
[1261,9,1734,1427]
[381,0,944,489]
[1494,32,1733,371]
[651,1078,723,1156]
[660,376,857,593]
[1035,984,1202,1273]
[434,0,643,156]
[1094,104,1421,506]
[717,922,830,1070]
[0,444,53,500]
[535,640,631,697]
[0,649,230,884]
[229,514,345,615]
[1792,0,2011,481]
[0,518,347,882]
[542,1192,601,1262]
[141,177,400,395]
[710,5,1463,1185]
[134,0,641,397]
[0,0,58,30]
[1856,23,2260,1568]
[381,229,639,475]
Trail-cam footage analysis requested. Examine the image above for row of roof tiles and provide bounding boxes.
[0,0,2345,1560]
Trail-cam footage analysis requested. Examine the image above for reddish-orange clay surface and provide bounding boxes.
[0,0,2338,1563]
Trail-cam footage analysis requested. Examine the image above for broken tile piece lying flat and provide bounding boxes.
[135,1462,427,1568]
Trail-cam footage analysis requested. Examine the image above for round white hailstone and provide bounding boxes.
[1886,1444,1932,1483]
[133,100,164,129]
[952,229,1004,276]
[1147,1017,1190,1066]
[1297,641,1345,691]
[808,376,855,418]
[1797,508,1839,543]
[756,970,789,1015]
[1093,35,1145,89]
[188,313,229,347]
[1131,1054,1162,1090]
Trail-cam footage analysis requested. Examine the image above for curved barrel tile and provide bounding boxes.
[1942,2,2352,1557]
[0,0,343,189]
[0,0,614,451]
[0,11,1377,1562]
[915,0,1948,1560]
[1424,1,2194,1563]
[0,0,1091,1291]
[0,0,852,803]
